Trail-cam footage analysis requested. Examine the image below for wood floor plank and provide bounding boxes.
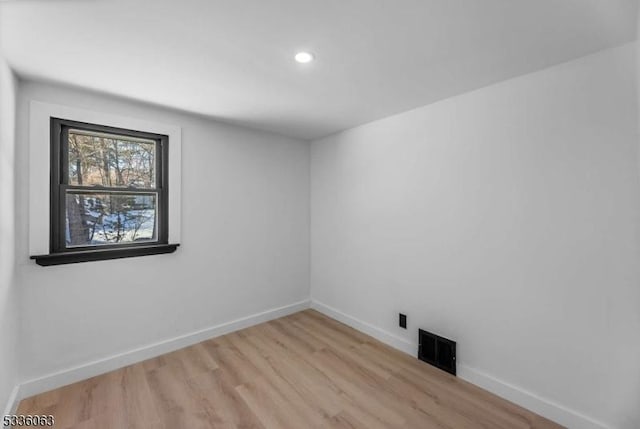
[200,337,263,388]
[120,363,163,429]
[42,377,94,428]
[236,376,312,429]
[226,332,332,425]
[241,330,345,418]
[145,361,214,429]
[187,367,266,429]
[15,309,565,429]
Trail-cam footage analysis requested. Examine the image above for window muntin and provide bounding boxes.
[51,118,169,253]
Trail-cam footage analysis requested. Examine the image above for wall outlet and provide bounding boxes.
[399,313,407,329]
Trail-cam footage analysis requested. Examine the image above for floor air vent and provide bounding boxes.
[418,329,456,375]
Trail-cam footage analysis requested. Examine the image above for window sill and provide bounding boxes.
[30,244,180,266]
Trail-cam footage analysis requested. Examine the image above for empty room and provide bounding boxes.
[1,1,639,428]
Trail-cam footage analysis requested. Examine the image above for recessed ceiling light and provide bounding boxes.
[295,52,315,64]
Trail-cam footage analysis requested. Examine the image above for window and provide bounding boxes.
[31,118,178,266]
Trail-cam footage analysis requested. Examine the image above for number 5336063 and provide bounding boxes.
[3,414,55,426]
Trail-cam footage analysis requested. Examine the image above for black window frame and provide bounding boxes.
[31,118,178,266]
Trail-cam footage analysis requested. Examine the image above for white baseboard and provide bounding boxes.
[311,299,610,429]
[2,384,20,422]
[310,300,416,356]
[16,300,310,401]
[456,365,610,429]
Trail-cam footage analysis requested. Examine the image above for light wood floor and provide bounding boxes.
[17,309,564,429]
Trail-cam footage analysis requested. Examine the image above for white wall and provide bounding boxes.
[15,81,310,383]
[311,43,640,429]
[0,48,19,414]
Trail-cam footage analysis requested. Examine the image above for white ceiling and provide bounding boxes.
[1,0,638,140]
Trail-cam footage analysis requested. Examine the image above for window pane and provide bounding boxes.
[68,129,156,188]
[65,192,157,247]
